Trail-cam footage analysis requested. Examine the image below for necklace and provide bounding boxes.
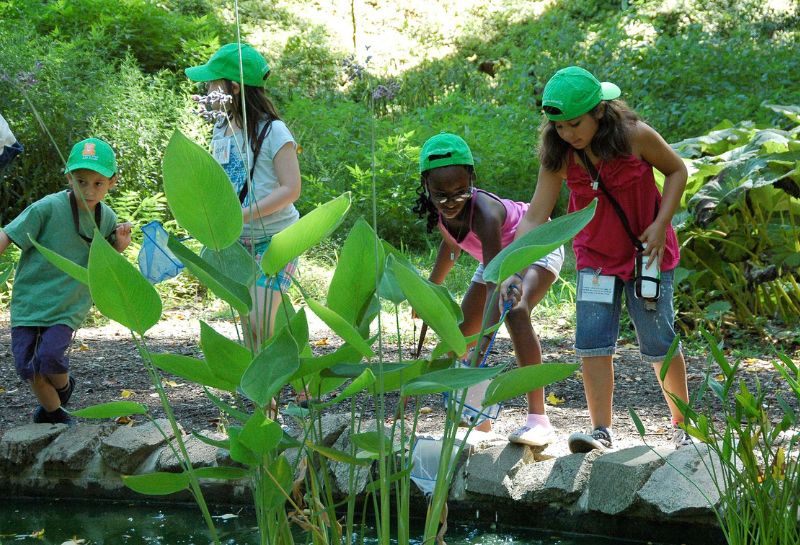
[444,205,471,260]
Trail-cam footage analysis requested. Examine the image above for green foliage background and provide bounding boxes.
[1,0,798,327]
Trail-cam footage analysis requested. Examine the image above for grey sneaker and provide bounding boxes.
[568,427,613,453]
[672,426,693,449]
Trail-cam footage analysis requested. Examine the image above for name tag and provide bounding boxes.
[212,138,230,164]
[578,272,615,303]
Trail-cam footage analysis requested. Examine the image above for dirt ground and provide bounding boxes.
[1,308,798,458]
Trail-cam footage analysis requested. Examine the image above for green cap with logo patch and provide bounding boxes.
[542,66,621,121]
[64,137,117,177]
[185,43,270,87]
[419,133,474,174]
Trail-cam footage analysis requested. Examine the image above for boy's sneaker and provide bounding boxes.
[47,407,75,426]
[672,426,693,449]
[568,427,613,453]
[32,406,48,424]
[508,424,555,447]
[57,376,76,406]
[32,406,75,426]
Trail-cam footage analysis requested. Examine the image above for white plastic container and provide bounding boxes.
[639,242,660,299]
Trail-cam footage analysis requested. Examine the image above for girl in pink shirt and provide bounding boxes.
[414,133,564,447]
[503,66,691,452]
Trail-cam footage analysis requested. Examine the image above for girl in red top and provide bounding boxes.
[503,66,691,452]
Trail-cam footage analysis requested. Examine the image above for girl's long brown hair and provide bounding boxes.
[223,80,282,151]
[539,99,639,171]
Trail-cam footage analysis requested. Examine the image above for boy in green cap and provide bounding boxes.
[0,137,132,425]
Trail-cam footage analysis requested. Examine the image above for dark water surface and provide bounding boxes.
[0,499,664,544]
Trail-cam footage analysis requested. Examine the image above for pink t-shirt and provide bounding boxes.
[566,151,680,281]
[438,189,528,263]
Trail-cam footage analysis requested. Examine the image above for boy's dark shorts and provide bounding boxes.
[12,325,74,380]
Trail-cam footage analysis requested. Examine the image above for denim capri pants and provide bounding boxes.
[574,268,681,363]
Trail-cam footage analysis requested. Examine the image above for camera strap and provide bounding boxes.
[68,190,115,245]
[577,149,644,253]
[238,120,272,204]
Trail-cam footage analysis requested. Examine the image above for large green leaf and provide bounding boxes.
[327,218,383,325]
[261,455,293,509]
[313,368,375,409]
[151,353,237,392]
[71,401,148,419]
[483,200,597,284]
[240,328,300,407]
[352,430,396,454]
[292,345,364,381]
[200,321,251,387]
[261,193,351,275]
[201,242,257,287]
[305,298,375,359]
[29,237,87,285]
[239,411,282,456]
[305,443,372,466]
[88,230,161,335]
[228,426,259,466]
[380,242,462,322]
[389,255,465,356]
[483,363,579,407]
[167,235,251,315]
[123,472,189,495]
[401,366,500,396]
[193,467,249,480]
[162,130,241,250]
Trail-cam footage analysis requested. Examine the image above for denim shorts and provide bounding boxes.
[12,324,75,380]
[574,268,680,362]
[471,245,565,284]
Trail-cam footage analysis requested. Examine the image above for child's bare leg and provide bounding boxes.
[507,265,556,415]
[31,373,66,412]
[581,355,614,429]
[653,352,689,423]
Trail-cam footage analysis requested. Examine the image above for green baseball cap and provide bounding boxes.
[64,138,117,177]
[184,43,270,87]
[419,133,474,174]
[541,66,621,121]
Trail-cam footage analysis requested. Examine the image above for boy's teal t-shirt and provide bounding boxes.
[3,190,117,329]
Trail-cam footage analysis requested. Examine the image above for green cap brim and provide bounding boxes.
[184,65,216,83]
[600,82,621,101]
[65,162,115,178]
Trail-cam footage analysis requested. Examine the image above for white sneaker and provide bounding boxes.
[508,424,555,447]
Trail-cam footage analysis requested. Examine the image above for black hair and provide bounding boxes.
[221,80,283,152]
[539,99,639,171]
[412,162,475,233]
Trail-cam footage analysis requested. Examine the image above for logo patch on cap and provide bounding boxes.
[82,142,97,159]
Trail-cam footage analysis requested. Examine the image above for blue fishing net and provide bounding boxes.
[138,220,184,284]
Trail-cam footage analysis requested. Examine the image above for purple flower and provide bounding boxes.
[372,81,400,101]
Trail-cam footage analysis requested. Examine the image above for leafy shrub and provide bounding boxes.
[0,0,230,73]
[672,104,800,331]
[0,22,203,222]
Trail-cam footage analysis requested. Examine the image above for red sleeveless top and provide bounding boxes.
[565,151,679,281]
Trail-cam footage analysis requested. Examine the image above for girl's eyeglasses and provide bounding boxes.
[430,187,474,205]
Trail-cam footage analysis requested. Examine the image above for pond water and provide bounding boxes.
[0,500,665,545]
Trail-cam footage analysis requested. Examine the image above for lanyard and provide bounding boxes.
[69,190,102,244]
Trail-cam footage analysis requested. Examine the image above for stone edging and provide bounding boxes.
[0,415,725,544]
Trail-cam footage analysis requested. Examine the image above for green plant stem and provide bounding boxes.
[133,335,221,545]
